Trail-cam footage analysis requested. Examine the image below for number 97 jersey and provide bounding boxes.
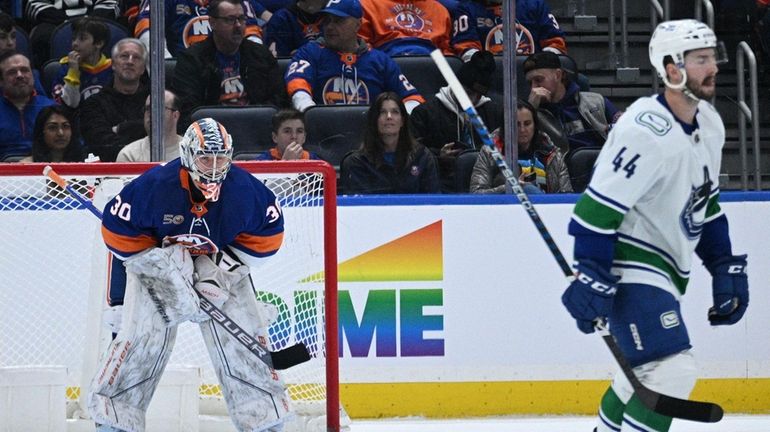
[571,94,725,298]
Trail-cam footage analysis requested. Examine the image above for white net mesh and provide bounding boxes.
[0,163,338,430]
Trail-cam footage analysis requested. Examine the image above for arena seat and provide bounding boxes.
[190,105,278,157]
[392,55,463,98]
[41,59,60,95]
[565,146,602,193]
[49,18,130,61]
[164,58,176,83]
[304,105,368,170]
[277,57,291,77]
[14,26,30,57]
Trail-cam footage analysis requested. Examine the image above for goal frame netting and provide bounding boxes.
[0,161,340,431]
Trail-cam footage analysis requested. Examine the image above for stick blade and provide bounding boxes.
[637,387,724,423]
[270,343,311,370]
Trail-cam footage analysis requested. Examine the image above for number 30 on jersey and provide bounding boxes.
[109,195,131,221]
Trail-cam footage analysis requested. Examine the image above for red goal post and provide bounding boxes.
[0,161,341,431]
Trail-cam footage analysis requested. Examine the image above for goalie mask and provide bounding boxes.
[180,118,234,202]
[649,19,727,99]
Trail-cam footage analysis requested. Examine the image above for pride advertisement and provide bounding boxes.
[332,195,770,416]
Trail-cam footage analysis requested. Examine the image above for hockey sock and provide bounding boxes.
[597,386,624,431]
[622,394,673,432]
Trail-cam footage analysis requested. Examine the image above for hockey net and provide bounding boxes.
[0,161,341,431]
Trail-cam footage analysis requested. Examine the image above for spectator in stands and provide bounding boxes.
[358,0,478,58]
[0,11,15,52]
[80,38,149,161]
[470,99,571,194]
[0,14,49,96]
[462,0,567,55]
[286,0,424,113]
[410,50,500,192]
[51,17,113,108]
[0,51,56,161]
[342,92,440,194]
[173,0,288,132]
[116,90,182,162]
[134,0,270,59]
[255,108,320,160]
[524,51,621,152]
[264,0,325,57]
[20,105,83,162]
[25,0,119,69]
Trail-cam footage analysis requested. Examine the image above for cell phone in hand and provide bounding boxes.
[524,171,536,182]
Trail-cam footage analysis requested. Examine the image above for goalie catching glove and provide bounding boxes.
[707,254,749,326]
[562,260,620,334]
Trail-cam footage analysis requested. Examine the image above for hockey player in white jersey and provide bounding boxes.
[561,20,749,432]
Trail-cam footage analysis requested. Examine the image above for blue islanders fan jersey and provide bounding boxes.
[285,41,424,106]
[570,94,725,298]
[135,0,265,57]
[51,54,113,105]
[263,4,323,57]
[463,0,566,54]
[101,159,284,260]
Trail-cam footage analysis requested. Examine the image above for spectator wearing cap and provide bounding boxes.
[285,0,424,112]
[410,50,501,193]
[524,51,621,152]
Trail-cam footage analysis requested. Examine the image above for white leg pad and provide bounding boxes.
[87,266,179,432]
[611,349,698,404]
[200,274,291,432]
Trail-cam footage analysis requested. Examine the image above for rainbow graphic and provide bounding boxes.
[337,221,445,357]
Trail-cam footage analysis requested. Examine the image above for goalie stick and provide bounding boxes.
[430,50,723,423]
[43,165,311,371]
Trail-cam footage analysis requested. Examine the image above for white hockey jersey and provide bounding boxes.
[571,94,725,298]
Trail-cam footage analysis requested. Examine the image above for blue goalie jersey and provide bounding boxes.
[101,159,284,260]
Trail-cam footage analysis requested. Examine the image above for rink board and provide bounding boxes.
[335,193,770,417]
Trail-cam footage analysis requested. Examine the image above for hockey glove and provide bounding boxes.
[562,260,620,334]
[707,254,749,326]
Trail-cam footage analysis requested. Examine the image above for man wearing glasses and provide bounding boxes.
[80,37,150,161]
[116,90,183,162]
[172,0,289,131]
[134,0,270,58]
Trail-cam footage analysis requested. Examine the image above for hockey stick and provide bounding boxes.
[430,50,723,423]
[43,166,311,370]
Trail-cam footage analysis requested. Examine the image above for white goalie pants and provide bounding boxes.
[87,258,291,432]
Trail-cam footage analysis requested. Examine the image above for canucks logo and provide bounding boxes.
[322,77,370,105]
[679,167,712,239]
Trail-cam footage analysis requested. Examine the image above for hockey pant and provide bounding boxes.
[595,351,698,432]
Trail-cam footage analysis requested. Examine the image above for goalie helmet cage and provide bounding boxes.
[0,161,340,432]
